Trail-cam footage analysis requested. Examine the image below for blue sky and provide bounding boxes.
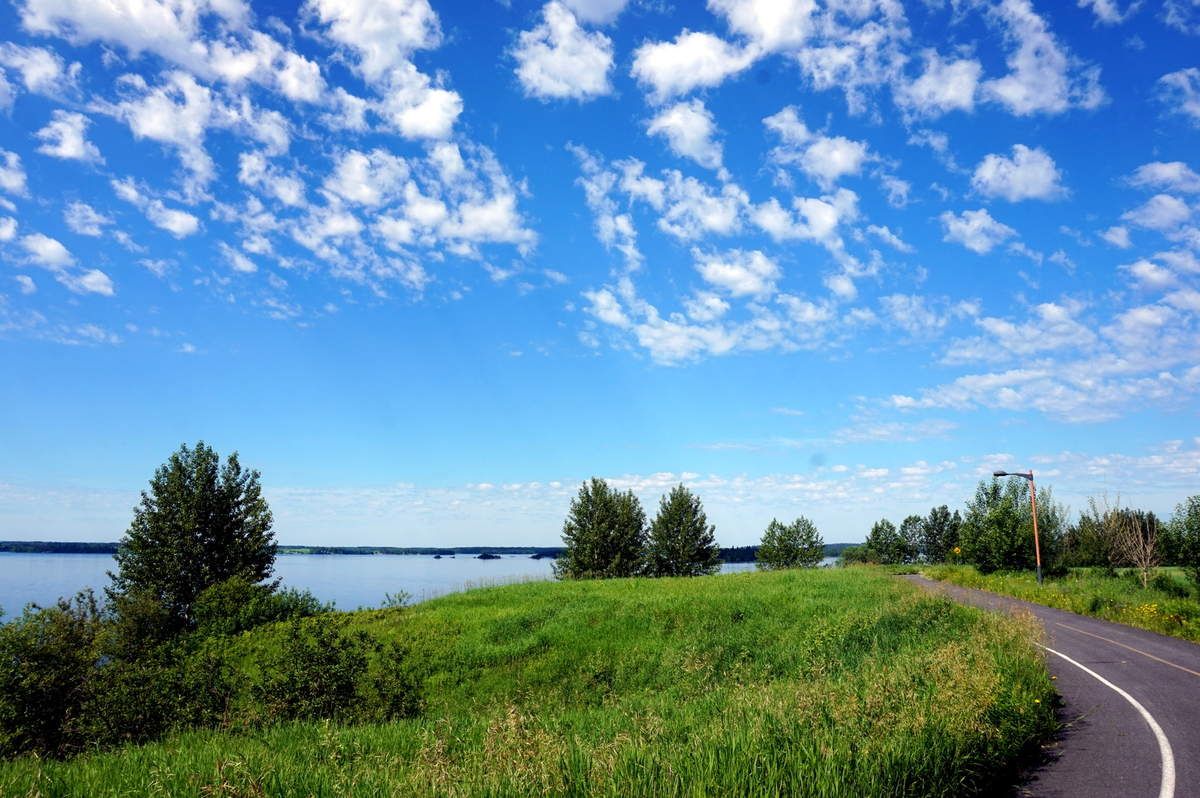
[1,0,1198,547]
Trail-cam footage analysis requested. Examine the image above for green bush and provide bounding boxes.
[252,615,420,725]
[193,576,330,637]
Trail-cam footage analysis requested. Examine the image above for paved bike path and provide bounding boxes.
[904,575,1200,798]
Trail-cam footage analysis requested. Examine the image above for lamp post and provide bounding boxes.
[993,470,1042,585]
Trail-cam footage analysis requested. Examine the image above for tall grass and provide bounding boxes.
[1,569,1055,797]
[924,565,1200,642]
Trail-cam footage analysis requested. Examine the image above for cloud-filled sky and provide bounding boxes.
[0,0,1198,546]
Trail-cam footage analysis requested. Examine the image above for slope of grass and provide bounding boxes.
[1,568,1055,797]
[923,565,1200,643]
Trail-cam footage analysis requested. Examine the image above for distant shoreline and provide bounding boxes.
[0,541,857,561]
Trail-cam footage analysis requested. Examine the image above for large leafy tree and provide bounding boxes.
[554,478,647,579]
[757,516,824,570]
[645,485,721,577]
[862,518,903,564]
[109,442,277,629]
[1169,495,1200,588]
[959,477,1064,573]
[920,505,962,563]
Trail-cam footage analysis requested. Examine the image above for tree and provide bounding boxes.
[1111,508,1161,589]
[645,485,721,577]
[109,442,277,630]
[898,515,923,564]
[959,478,1064,574]
[554,478,647,579]
[1168,495,1200,589]
[757,516,824,570]
[862,518,903,564]
[920,506,961,563]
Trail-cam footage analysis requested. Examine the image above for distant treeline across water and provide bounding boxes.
[0,541,857,561]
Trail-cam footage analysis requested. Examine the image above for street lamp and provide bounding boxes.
[993,469,1042,585]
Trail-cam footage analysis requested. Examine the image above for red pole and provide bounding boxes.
[1029,471,1042,585]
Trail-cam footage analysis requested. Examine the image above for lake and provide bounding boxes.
[0,553,834,616]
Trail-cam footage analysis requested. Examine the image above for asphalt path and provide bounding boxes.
[904,576,1200,798]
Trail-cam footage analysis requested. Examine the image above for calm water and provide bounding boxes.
[0,553,794,616]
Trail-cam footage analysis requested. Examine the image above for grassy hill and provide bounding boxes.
[0,568,1055,797]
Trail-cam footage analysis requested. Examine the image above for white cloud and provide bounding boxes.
[115,71,215,196]
[1162,1,1200,35]
[824,273,857,300]
[684,291,730,322]
[708,0,817,52]
[305,0,441,82]
[1100,225,1132,248]
[646,99,723,170]
[631,30,756,102]
[35,110,103,163]
[0,150,28,195]
[323,148,409,207]
[64,202,113,235]
[561,0,628,25]
[1157,68,1200,126]
[1129,161,1200,193]
[763,106,869,189]
[895,50,980,116]
[939,209,1017,254]
[0,43,77,97]
[14,275,36,294]
[219,241,257,273]
[59,269,115,296]
[1123,258,1175,290]
[1078,0,1142,24]
[20,232,74,267]
[0,217,15,241]
[514,2,613,101]
[112,177,202,237]
[866,224,914,253]
[375,63,462,140]
[1122,194,1192,231]
[982,0,1106,115]
[0,70,13,111]
[656,172,747,240]
[237,151,306,206]
[971,144,1065,201]
[693,248,779,297]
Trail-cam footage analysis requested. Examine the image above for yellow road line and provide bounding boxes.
[1054,622,1200,679]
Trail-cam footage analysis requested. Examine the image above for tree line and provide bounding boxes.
[555,478,826,579]
[841,476,1200,590]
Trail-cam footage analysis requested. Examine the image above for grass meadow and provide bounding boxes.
[1,568,1056,797]
[923,565,1200,643]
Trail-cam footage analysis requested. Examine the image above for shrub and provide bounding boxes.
[193,576,330,637]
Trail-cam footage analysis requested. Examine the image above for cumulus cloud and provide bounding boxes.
[693,248,779,297]
[1078,0,1142,24]
[63,201,113,235]
[1128,161,1200,193]
[763,106,869,189]
[0,150,27,195]
[1121,194,1192,231]
[1157,68,1200,126]
[112,177,201,237]
[971,144,1065,201]
[895,50,980,116]
[939,209,1017,254]
[631,30,756,102]
[1100,225,1132,248]
[982,0,1106,115]
[0,42,78,97]
[20,232,74,267]
[35,110,103,163]
[708,0,817,52]
[514,2,613,101]
[646,99,723,171]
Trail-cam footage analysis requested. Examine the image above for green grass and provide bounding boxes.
[0,569,1056,797]
[923,565,1200,643]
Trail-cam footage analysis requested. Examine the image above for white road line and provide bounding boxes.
[1041,644,1176,798]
